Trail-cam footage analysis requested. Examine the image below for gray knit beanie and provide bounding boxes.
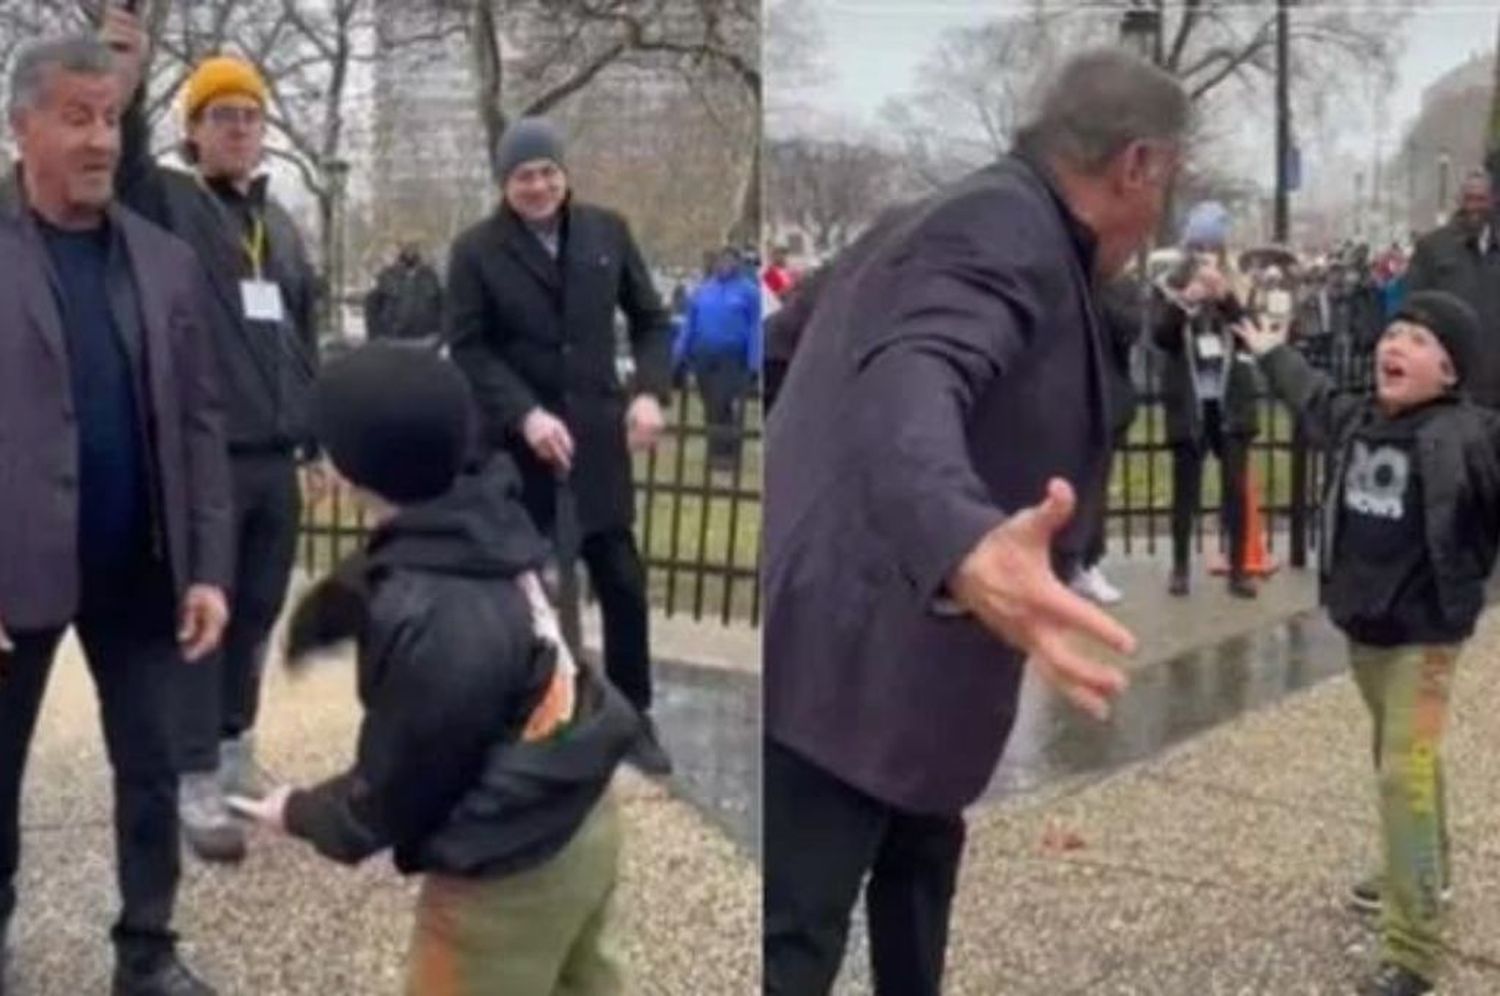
[494,117,566,181]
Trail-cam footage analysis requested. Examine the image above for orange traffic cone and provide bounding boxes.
[1208,465,1279,577]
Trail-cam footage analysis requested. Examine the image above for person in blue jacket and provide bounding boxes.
[675,247,762,470]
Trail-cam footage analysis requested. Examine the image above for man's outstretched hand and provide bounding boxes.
[949,478,1136,719]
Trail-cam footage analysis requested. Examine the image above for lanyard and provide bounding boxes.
[242,215,267,280]
[195,173,268,279]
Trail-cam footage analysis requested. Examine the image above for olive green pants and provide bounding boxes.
[1349,642,1460,981]
[405,792,624,995]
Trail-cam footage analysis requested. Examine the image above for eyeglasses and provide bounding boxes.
[203,105,263,128]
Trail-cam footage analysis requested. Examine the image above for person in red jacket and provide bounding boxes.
[763,245,799,300]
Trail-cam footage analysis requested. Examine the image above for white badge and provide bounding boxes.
[240,280,286,323]
[1195,333,1224,360]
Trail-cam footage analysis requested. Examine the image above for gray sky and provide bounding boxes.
[773,0,1498,185]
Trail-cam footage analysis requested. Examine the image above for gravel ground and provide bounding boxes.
[5,635,759,995]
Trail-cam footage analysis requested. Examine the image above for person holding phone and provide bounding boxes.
[101,6,324,865]
[1151,201,1263,599]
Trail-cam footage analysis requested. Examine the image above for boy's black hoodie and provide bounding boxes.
[282,456,641,878]
[1259,345,1500,644]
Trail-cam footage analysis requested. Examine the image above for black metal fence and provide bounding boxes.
[298,379,763,626]
[1105,283,1382,566]
[299,284,1382,623]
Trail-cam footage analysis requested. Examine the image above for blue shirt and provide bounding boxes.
[39,220,150,580]
[674,274,762,372]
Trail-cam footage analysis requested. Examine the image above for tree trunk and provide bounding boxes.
[470,0,507,184]
[1487,9,1500,198]
[729,136,760,246]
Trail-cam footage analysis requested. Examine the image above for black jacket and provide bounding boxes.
[765,153,1113,814]
[365,258,443,344]
[446,201,671,535]
[1260,345,1500,634]
[1406,221,1500,407]
[282,458,641,878]
[1150,284,1262,443]
[117,98,320,457]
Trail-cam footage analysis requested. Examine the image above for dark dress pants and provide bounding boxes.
[581,528,654,713]
[0,562,182,962]
[175,452,299,774]
[764,738,966,996]
[1170,401,1250,577]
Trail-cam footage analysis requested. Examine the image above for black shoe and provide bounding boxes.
[113,952,216,996]
[626,715,674,778]
[1168,568,1189,597]
[1227,574,1259,599]
[1355,962,1435,996]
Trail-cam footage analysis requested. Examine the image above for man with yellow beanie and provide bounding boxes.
[104,9,322,868]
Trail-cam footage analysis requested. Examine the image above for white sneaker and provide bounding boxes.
[1071,566,1123,605]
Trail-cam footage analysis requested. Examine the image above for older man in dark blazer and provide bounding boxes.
[762,50,1189,995]
[0,35,231,996]
[447,117,674,772]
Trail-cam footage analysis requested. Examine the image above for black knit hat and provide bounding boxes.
[313,345,475,504]
[1393,290,1481,386]
[494,117,565,182]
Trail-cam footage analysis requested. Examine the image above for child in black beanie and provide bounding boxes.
[1237,291,1500,996]
[230,344,640,995]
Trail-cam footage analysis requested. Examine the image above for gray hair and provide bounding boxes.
[7,34,116,118]
[1014,48,1190,175]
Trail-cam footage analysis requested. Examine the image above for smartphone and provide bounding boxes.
[1218,293,1247,324]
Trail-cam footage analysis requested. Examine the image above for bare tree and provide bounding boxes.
[881,0,1413,190]
[764,0,828,140]
[766,136,898,254]
[458,0,759,242]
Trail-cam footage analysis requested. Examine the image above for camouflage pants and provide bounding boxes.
[1349,642,1462,981]
[406,792,624,996]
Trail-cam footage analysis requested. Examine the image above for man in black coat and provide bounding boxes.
[0,35,232,996]
[1406,170,1500,407]
[105,9,324,864]
[364,240,444,346]
[763,50,1188,995]
[447,117,674,772]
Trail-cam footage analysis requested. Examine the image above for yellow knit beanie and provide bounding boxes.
[182,56,268,121]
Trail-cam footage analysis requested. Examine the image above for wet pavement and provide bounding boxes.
[928,606,1500,994]
[648,658,761,855]
[988,606,1347,799]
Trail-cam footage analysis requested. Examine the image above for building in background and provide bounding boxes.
[1398,50,1494,236]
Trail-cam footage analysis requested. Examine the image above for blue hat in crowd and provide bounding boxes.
[1181,201,1231,250]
